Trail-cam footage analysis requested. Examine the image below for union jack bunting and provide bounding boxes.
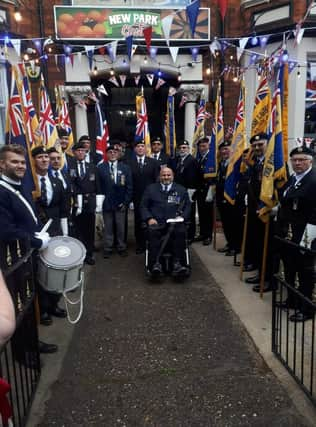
[135,94,151,154]
[39,77,58,148]
[95,100,109,164]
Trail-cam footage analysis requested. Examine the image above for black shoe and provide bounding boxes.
[290,312,314,322]
[245,274,260,284]
[225,249,235,256]
[252,283,273,293]
[243,264,257,272]
[202,238,211,246]
[103,251,112,259]
[151,263,163,276]
[50,306,67,318]
[85,256,95,265]
[136,247,145,254]
[40,312,52,326]
[118,250,128,257]
[39,340,58,354]
[218,245,229,253]
[172,261,187,276]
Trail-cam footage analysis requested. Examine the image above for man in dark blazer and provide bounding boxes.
[32,146,68,324]
[174,140,199,242]
[78,135,99,165]
[150,136,170,168]
[141,167,191,276]
[127,140,160,253]
[276,145,316,322]
[0,144,57,354]
[196,138,215,246]
[47,147,72,218]
[69,141,101,265]
[98,145,133,258]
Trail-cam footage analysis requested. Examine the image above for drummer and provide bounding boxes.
[0,144,58,354]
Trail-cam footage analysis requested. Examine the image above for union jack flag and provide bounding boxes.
[195,98,210,129]
[135,94,151,154]
[95,100,109,164]
[254,77,270,105]
[39,78,58,148]
[18,63,40,146]
[57,96,74,151]
[6,67,38,196]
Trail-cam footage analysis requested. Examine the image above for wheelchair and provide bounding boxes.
[144,219,192,282]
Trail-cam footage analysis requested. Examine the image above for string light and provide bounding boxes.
[206,66,211,75]
[110,67,114,76]
[143,56,148,64]
[177,72,182,81]
[93,66,98,76]
[14,8,22,23]
[297,65,301,78]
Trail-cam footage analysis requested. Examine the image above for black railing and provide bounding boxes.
[272,237,316,406]
[0,239,41,427]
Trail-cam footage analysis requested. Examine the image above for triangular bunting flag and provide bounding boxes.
[108,76,119,87]
[84,46,95,70]
[169,46,179,63]
[134,75,141,86]
[143,26,153,53]
[161,14,174,46]
[155,78,166,90]
[107,40,118,62]
[99,46,106,55]
[97,84,108,96]
[294,27,305,46]
[70,53,74,67]
[186,0,200,38]
[126,35,133,60]
[119,75,126,87]
[12,39,21,58]
[146,74,154,86]
[237,37,249,61]
[77,52,82,64]
[218,0,228,22]
[132,45,137,57]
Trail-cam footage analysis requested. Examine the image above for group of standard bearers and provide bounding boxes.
[1,129,316,324]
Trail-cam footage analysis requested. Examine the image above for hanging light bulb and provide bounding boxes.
[143,56,148,64]
[230,54,234,60]
[177,72,182,82]
[110,67,114,76]
[206,66,211,75]
[251,35,258,46]
[14,7,22,22]
[233,75,238,83]
[157,69,162,77]
[23,53,29,61]
[93,66,98,76]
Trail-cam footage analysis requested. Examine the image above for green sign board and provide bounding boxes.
[54,6,210,40]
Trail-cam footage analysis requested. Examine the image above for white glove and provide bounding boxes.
[129,202,134,210]
[205,186,214,203]
[60,218,68,236]
[187,189,196,203]
[96,195,105,213]
[35,231,51,250]
[76,194,83,216]
[244,194,248,206]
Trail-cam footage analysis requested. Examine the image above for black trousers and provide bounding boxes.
[196,194,214,240]
[133,201,145,250]
[217,201,240,251]
[73,212,95,257]
[147,223,186,269]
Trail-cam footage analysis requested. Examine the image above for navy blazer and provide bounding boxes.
[140,182,191,225]
[127,156,160,204]
[0,179,42,248]
[98,161,133,211]
[69,161,101,213]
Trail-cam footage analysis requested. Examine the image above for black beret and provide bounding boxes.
[72,141,86,151]
[133,140,145,147]
[197,137,209,145]
[219,140,231,150]
[57,128,68,138]
[31,146,47,157]
[106,145,119,152]
[46,147,59,154]
[78,135,91,142]
[250,133,268,144]
[108,139,121,146]
[151,136,162,144]
[290,146,314,157]
[178,140,190,147]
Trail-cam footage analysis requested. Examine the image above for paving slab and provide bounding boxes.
[34,248,310,427]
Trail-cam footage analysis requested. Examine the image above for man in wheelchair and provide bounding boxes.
[140,167,191,278]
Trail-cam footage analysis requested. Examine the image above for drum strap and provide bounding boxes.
[0,181,38,224]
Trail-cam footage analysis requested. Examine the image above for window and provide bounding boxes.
[304,61,316,138]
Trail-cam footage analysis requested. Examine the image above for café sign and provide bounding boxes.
[54,6,210,41]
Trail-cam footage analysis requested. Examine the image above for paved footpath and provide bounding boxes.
[36,248,310,426]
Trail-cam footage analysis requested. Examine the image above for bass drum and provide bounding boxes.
[38,236,86,293]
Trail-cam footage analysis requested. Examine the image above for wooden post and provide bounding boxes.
[239,207,248,281]
[259,217,270,298]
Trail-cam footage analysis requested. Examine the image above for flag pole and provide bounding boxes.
[239,207,248,281]
[259,217,270,298]
[213,199,217,249]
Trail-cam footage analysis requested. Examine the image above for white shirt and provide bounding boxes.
[77,161,86,177]
[37,174,53,205]
[137,156,145,165]
[1,175,21,186]
[152,152,160,160]
[161,183,172,192]
[85,151,91,163]
[109,160,118,183]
